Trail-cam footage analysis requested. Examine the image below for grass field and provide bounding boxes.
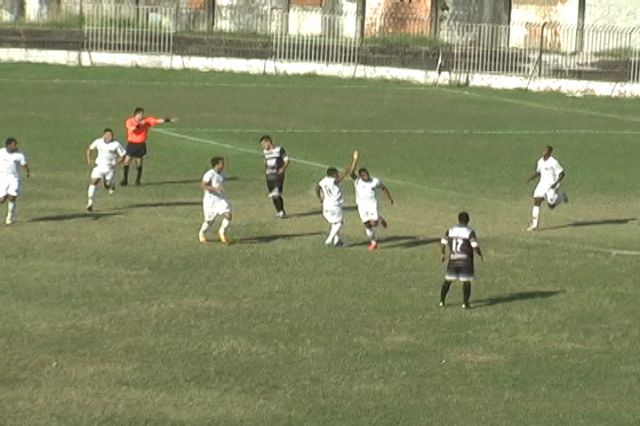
[1,63,639,425]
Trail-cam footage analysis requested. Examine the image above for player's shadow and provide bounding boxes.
[121,201,200,209]
[287,205,357,218]
[349,236,440,249]
[30,212,123,222]
[238,231,323,244]
[543,218,636,231]
[142,179,200,186]
[473,290,564,308]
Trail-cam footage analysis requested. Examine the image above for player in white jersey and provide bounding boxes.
[440,212,483,309]
[85,128,126,211]
[315,150,359,246]
[526,145,568,231]
[351,164,394,250]
[0,138,30,225]
[198,156,233,244]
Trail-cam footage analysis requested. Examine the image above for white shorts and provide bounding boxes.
[322,205,343,224]
[90,165,116,183]
[357,202,379,223]
[0,176,20,198]
[534,183,559,203]
[203,197,231,222]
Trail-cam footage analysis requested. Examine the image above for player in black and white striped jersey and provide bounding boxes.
[260,135,289,218]
[439,211,484,309]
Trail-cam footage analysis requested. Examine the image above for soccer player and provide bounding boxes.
[0,137,30,225]
[315,150,359,247]
[121,107,177,186]
[198,157,232,244]
[260,135,289,218]
[85,128,126,211]
[439,211,483,309]
[350,164,394,250]
[526,145,568,231]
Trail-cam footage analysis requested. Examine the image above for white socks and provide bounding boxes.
[531,205,540,228]
[326,222,342,245]
[6,200,16,223]
[199,221,211,235]
[219,218,230,235]
[365,227,376,242]
[87,184,97,204]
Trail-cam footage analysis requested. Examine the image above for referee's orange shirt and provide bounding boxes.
[125,116,164,144]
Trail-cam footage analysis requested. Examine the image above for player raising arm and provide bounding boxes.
[350,155,394,250]
[0,137,29,225]
[85,128,126,211]
[315,150,359,247]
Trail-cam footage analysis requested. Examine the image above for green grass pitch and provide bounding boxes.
[1,63,639,425]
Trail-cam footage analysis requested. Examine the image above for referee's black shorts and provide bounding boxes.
[126,142,147,158]
[266,173,284,194]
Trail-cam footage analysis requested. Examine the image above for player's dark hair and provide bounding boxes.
[134,107,145,115]
[458,211,470,224]
[545,145,553,153]
[259,135,272,144]
[326,167,338,177]
[358,168,368,175]
[5,137,17,146]
[211,157,224,167]
[103,128,113,134]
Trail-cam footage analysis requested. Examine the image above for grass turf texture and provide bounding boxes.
[1,63,639,425]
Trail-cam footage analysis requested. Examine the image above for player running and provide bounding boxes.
[85,128,126,211]
[0,137,30,225]
[439,211,483,309]
[121,107,177,186]
[260,135,289,218]
[315,150,359,247]
[198,157,233,244]
[526,145,568,231]
[350,160,394,250]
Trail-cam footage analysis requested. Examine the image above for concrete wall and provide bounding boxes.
[511,0,580,26]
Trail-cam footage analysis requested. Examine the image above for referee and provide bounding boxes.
[121,107,177,186]
[260,135,289,218]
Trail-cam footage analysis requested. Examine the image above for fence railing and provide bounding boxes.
[2,1,640,83]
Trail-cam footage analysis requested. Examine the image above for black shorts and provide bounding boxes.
[266,173,284,195]
[126,142,147,158]
[445,260,475,282]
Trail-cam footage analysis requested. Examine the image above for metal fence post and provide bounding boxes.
[538,21,547,78]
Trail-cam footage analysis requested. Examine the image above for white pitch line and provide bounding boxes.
[155,127,640,257]
[155,128,495,202]
[178,127,640,136]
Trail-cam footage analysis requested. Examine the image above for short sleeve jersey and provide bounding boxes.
[536,156,563,186]
[202,169,226,201]
[263,146,288,175]
[0,148,27,178]
[90,139,126,168]
[354,177,382,205]
[318,176,344,207]
[441,225,479,263]
[125,116,163,143]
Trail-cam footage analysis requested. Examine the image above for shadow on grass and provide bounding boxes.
[30,212,123,222]
[238,231,323,244]
[349,236,440,249]
[121,200,200,209]
[141,179,200,186]
[287,205,357,218]
[543,218,636,231]
[474,290,565,308]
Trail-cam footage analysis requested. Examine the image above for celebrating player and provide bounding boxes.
[526,145,568,231]
[260,135,289,218]
[439,211,483,309]
[85,128,126,211]
[315,150,359,247]
[121,107,177,186]
[0,137,30,225]
[198,157,233,244]
[350,162,394,250]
